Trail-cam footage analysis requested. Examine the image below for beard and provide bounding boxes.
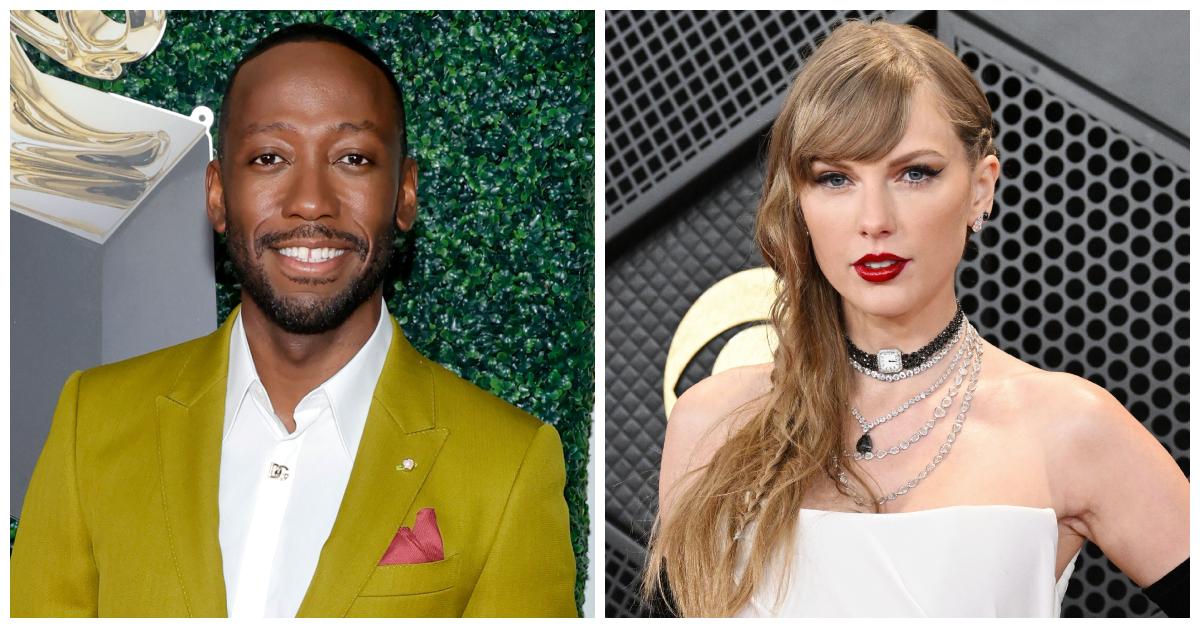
[225,216,395,335]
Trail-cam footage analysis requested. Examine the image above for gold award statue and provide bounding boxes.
[662,267,779,418]
[10,10,212,243]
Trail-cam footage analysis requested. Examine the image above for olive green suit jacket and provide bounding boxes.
[11,310,577,617]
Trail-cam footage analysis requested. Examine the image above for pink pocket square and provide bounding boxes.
[379,507,445,565]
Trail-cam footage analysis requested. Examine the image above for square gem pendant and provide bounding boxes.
[877,349,903,374]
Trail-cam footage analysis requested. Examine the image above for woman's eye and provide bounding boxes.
[251,153,283,167]
[817,172,849,188]
[338,154,371,166]
[901,165,942,184]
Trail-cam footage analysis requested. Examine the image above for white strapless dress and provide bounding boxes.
[737,505,1080,617]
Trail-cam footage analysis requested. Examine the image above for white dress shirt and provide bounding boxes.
[218,302,392,617]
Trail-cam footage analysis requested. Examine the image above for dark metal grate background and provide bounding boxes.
[605,10,1188,619]
[604,159,763,617]
[604,10,889,228]
[605,159,763,537]
[953,36,1189,618]
[605,522,652,618]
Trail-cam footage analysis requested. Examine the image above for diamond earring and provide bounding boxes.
[971,213,986,232]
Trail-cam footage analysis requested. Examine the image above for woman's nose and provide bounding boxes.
[856,184,897,238]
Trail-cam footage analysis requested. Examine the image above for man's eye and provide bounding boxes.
[251,153,283,167]
[338,154,371,166]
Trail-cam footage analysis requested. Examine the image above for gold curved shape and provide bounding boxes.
[711,323,778,375]
[9,11,171,211]
[10,10,167,80]
[662,267,779,418]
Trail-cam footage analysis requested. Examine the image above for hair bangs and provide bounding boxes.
[788,61,915,186]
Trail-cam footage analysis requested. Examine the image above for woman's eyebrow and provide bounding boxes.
[811,149,946,170]
[811,157,850,169]
[886,148,945,167]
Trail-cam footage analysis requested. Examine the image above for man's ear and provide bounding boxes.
[970,154,1000,221]
[205,159,227,234]
[395,157,418,232]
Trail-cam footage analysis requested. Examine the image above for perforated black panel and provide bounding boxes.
[604,10,889,225]
[952,37,1189,619]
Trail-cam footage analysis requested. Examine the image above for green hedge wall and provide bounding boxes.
[25,10,594,611]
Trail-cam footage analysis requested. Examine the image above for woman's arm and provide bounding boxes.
[1049,373,1189,614]
[658,365,772,520]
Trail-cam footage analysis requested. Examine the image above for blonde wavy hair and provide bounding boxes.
[642,20,999,616]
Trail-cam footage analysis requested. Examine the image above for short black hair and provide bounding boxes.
[217,23,407,160]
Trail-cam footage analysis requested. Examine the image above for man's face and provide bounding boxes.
[206,41,416,334]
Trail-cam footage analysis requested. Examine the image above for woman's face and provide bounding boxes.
[799,83,999,322]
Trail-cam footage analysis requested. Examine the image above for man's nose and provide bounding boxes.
[284,159,337,221]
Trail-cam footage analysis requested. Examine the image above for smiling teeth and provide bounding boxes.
[864,260,897,269]
[278,247,347,263]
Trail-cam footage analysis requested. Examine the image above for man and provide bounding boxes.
[10,23,577,617]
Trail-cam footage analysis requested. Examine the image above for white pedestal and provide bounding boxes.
[10,134,217,516]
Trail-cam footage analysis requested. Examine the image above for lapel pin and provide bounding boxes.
[268,463,290,480]
[397,458,416,471]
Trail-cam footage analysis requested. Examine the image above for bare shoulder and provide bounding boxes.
[1032,367,1174,484]
[658,363,773,514]
[981,339,1184,520]
[987,343,1140,449]
[986,345,1189,583]
[979,340,1127,438]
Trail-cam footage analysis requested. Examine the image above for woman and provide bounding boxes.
[643,20,1188,617]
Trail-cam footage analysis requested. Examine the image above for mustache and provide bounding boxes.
[253,223,369,260]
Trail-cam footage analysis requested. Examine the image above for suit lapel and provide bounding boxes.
[298,319,448,617]
[154,309,238,617]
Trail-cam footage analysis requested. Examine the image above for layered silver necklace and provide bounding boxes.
[836,321,983,506]
[850,320,967,455]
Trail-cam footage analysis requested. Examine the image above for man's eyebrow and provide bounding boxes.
[332,120,378,134]
[239,120,381,136]
[242,121,298,135]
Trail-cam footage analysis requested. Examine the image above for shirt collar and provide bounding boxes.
[223,301,394,457]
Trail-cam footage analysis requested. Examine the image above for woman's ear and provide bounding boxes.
[970,154,1001,224]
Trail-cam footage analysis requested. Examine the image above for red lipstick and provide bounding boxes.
[853,252,909,283]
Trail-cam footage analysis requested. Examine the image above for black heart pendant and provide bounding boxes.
[856,433,873,454]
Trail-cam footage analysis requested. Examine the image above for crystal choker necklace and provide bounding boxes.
[845,304,964,380]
